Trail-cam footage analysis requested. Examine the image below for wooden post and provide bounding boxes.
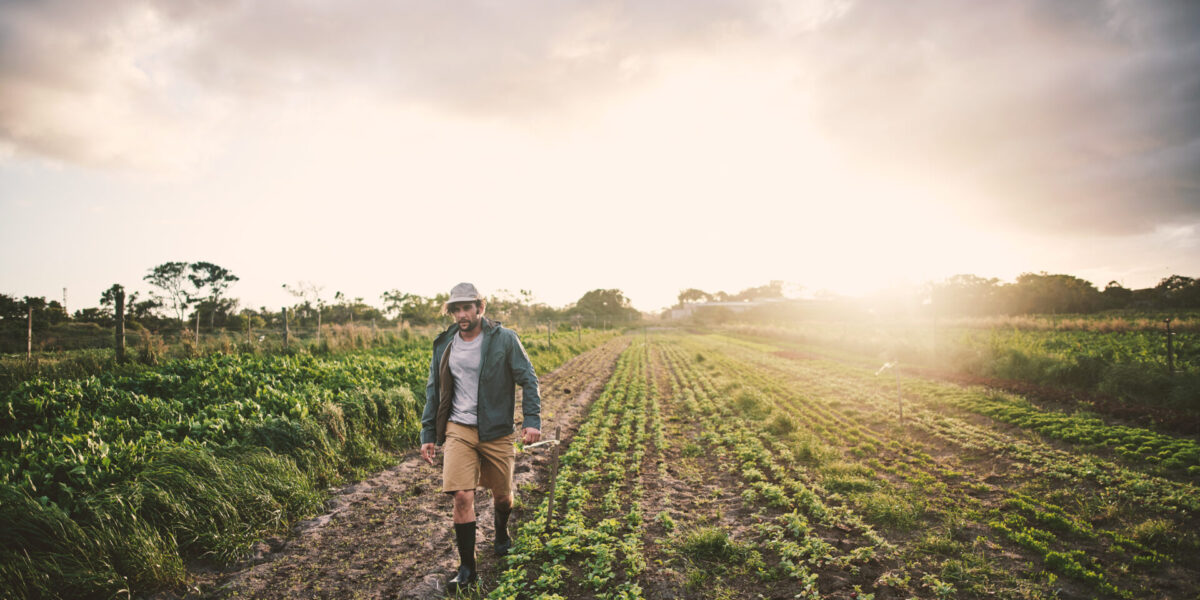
[115,289,126,363]
[1165,318,1175,375]
[27,305,32,359]
[544,425,562,532]
[194,309,200,342]
[283,307,290,347]
[316,308,322,345]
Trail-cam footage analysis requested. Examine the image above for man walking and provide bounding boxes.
[420,282,542,592]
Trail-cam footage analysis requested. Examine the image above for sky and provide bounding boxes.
[2,0,1199,313]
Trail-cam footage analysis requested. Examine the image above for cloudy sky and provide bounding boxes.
[2,0,1198,313]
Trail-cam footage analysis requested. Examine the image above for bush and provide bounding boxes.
[733,390,771,420]
[1099,364,1172,406]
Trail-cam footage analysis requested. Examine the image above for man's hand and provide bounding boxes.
[522,427,541,445]
[420,443,436,465]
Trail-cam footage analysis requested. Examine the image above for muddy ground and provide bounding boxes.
[164,338,627,600]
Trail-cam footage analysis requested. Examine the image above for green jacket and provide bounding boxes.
[420,317,541,445]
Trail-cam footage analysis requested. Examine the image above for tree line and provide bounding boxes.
[1,262,643,352]
[671,274,1200,317]
[927,273,1200,316]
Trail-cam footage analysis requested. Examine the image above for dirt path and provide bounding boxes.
[176,337,628,600]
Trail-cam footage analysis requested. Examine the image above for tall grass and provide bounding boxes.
[1,383,420,600]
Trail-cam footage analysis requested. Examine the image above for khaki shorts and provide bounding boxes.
[442,422,516,496]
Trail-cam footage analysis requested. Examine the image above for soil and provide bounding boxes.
[162,337,628,600]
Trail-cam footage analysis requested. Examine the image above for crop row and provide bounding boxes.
[700,334,1197,598]
[656,341,912,598]
[490,339,659,600]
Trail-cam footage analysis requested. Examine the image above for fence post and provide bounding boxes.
[27,305,32,360]
[283,307,290,347]
[1165,318,1175,375]
[115,289,126,362]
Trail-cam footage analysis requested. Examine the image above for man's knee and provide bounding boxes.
[494,493,512,513]
[452,490,474,508]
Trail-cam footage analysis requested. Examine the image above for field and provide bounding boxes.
[719,315,1200,423]
[486,333,1199,599]
[3,328,1198,599]
[0,329,617,599]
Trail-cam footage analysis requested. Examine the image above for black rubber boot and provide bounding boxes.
[448,521,477,593]
[494,508,512,556]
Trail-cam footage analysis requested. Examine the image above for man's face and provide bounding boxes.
[448,301,482,333]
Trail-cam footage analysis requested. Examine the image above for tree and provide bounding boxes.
[283,281,325,327]
[931,274,1001,316]
[571,289,640,327]
[189,262,239,329]
[144,262,194,325]
[98,284,125,320]
[731,281,785,302]
[1101,281,1133,310]
[1003,273,1100,315]
[677,288,712,306]
[1156,275,1200,308]
[381,290,448,326]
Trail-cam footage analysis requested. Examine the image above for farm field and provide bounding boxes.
[482,333,1199,599]
[0,329,617,599]
[4,329,1198,599]
[718,317,1200,429]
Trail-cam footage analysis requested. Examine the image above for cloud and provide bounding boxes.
[0,0,1197,238]
[0,0,763,167]
[0,0,231,170]
[797,0,1200,234]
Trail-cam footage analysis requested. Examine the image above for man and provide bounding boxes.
[420,282,542,592]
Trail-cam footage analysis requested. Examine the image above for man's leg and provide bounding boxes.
[493,492,513,555]
[453,489,476,523]
[442,423,481,591]
[449,489,477,590]
[477,432,517,556]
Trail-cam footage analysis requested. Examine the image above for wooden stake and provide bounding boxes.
[1165,318,1175,375]
[283,307,290,347]
[544,425,562,533]
[27,305,32,360]
[115,289,126,363]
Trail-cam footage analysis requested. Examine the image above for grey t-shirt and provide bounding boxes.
[448,331,482,426]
